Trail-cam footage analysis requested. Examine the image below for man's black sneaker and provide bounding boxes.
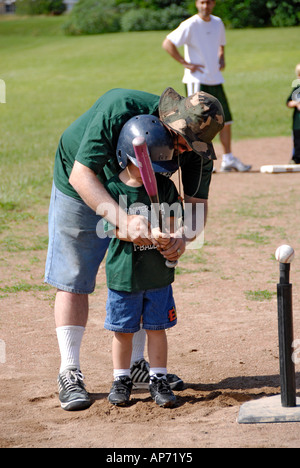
[130,358,184,391]
[130,359,150,389]
[149,374,176,408]
[57,368,92,411]
[108,376,133,406]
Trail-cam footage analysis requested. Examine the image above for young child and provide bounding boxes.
[103,116,183,408]
[287,63,300,164]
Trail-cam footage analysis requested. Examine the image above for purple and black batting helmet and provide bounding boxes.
[116,114,178,174]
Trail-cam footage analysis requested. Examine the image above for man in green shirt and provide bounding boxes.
[45,86,224,411]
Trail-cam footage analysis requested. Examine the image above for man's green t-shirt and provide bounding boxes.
[104,173,182,292]
[53,88,213,202]
[54,88,160,200]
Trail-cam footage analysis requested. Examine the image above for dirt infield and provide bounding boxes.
[1,136,300,448]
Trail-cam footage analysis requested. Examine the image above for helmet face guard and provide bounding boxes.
[116,114,177,174]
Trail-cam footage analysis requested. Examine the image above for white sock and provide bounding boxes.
[56,325,85,373]
[114,369,131,379]
[130,326,146,366]
[222,152,234,163]
[187,82,201,96]
[150,367,167,379]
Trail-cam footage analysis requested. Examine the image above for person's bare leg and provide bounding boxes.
[219,123,232,154]
[55,290,88,373]
[55,290,89,327]
[147,329,176,407]
[220,123,252,172]
[112,332,133,371]
[55,290,91,411]
[147,329,167,368]
[108,332,133,406]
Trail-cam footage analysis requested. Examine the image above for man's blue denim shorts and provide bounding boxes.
[44,183,111,294]
[104,285,177,333]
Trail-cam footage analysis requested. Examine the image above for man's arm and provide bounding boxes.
[219,45,225,71]
[183,196,208,246]
[162,38,204,74]
[69,161,153,244]
[159,196,208,262]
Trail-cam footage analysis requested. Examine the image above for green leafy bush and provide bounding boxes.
[268,1,300,27]
[116,0,189,10]
[62,0,300,35]
[16,0,66,15]
[213,0,270,28]
[120,8,160,32]
[63,0,121,35]
[120,4,189,31]
[213,0,300,28]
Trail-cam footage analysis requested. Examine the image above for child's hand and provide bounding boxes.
[151,227,173,250]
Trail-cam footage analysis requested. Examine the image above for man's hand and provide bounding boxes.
[185,62,205,74]
[162,38,204,74]
[219,55,225,71]
[159,235,186,262]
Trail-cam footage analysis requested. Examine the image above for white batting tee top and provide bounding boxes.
[166,14,226,86]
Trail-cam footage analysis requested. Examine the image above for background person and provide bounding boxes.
[287,63,300,164]
[162,0,252,173]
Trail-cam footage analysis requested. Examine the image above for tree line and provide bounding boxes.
[15,0,300,34]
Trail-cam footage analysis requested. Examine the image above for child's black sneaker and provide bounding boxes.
[149,374,176,408]
[108,376,133,406]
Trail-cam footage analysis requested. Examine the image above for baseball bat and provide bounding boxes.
[132,136,177,268]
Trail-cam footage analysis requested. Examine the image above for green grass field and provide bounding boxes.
[0,15,299,217]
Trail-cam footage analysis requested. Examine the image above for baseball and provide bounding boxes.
[275,245,295,264]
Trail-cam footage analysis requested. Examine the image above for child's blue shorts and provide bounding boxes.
[105,285,177,333]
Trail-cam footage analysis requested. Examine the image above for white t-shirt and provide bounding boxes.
[167,14,226,86]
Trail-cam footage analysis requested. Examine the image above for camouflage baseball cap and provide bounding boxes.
[159,87,225,160]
